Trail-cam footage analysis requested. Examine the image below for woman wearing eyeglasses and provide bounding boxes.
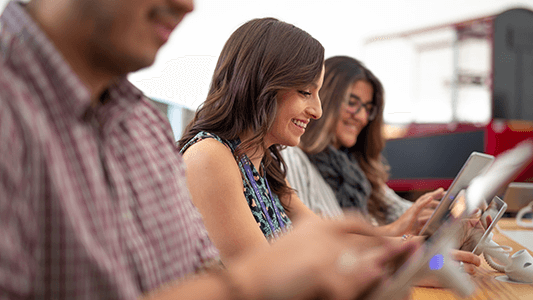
[283,56,443,235]
[281,57,482,275]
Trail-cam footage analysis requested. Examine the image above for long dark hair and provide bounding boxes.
[300,56,390,222]
[178,18,324,207]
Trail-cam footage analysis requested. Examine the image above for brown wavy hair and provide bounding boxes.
[299,56,390,223]
[178,18,324,209]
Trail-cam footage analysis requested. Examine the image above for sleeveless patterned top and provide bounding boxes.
[180,132,292,241]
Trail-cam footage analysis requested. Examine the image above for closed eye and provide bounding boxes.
[299,91,312,97]
[348,100,358,106]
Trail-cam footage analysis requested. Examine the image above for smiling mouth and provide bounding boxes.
[150,8,181,43]
[292,119,307,129]
[342,121,358,131]
[153,23,173,43]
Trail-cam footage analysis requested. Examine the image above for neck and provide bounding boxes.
[240,131,272,173]
[243,144,265,173]
[26,1,115,105]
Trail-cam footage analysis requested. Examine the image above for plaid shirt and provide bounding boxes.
[0,2,218,299]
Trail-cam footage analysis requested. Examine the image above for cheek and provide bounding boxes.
[269,113,285,138]
[335,119,357,145]
[274,105,291,127]
[95,15,132,52]
[335,120,346,138]
[118,16,147,48]
[111,4,150,42]
[359,117,369,128]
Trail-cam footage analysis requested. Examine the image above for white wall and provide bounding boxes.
[129,0,533,115]
[3,0,533,116]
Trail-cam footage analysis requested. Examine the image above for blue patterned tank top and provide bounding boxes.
[180,132,292,241]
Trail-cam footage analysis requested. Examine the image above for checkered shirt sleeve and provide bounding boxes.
[0,2,219,299]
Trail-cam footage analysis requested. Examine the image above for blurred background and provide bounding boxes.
[3,0,532,195]
[2,0,531,131]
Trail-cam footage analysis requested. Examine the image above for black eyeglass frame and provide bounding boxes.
[344,96,378,121]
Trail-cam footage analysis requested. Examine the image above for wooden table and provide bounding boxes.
[410,219,533,300]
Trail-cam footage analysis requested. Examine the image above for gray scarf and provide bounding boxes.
[306,145,372,215]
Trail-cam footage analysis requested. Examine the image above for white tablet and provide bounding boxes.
[470,196,507,255]
[419,152,494,237]
[367,196,474,300]
[367,141,533,300]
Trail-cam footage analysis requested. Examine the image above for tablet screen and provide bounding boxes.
[367,142,533,300]
[419,152,494,237]
[460,196,507,254]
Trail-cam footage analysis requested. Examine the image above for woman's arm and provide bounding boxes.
[282,147,344,218]
[381,184,414,223]
[281,179,323,224]
[142,215,419,300]
[182,139,269,266]
[373,188,443,236]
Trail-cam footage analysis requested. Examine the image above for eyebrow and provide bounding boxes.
[349,94,361,100]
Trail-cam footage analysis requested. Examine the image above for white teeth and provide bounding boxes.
[292,119,307,129]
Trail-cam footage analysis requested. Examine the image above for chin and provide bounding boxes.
[119,44,159,72]
[283,141,299,147]
[283,137,300,147]
[128,53,158,72]
[339,136,357,148]
[99,52,156,75]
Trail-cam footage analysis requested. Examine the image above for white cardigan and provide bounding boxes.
[282,146,344,219]
[282,146,412,223]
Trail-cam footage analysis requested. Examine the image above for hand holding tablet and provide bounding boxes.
[366,140,533,300]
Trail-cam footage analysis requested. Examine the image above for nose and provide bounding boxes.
[170,0,194,14]
[352,106,368,124]
[308,94,323,120]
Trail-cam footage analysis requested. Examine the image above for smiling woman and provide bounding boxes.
[298,56,393,222]
[177,17,325,264]
[267,85,323,148]
[289,56,442,232]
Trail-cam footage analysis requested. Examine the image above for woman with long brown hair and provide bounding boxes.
[283,56,485,275]
[286,56,444,235]
[177,20,481,277]
[177,17,330,264]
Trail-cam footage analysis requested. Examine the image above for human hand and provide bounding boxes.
[413,248,481,289]
[389,188,444,236]
[451,249,481,275]
[229,215,418,300]
[457,218,484,252]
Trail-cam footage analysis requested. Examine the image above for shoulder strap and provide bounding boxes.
[179,131,235,155]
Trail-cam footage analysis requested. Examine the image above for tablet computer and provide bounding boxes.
[459,196,507,254]
[367,193,475,300]
[419,152,494,237]
[367,141,533,300]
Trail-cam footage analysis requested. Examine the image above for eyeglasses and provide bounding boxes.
[344,96,378,121]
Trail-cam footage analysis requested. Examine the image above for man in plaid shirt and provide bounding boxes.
[0,0,222,298]
[0,0,416,299]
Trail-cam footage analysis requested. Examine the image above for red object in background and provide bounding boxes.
[486,120,533,182]
[386,120,533,192]
[387,178,454,192]
[402,123,486,138]
[376,8,533,193]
